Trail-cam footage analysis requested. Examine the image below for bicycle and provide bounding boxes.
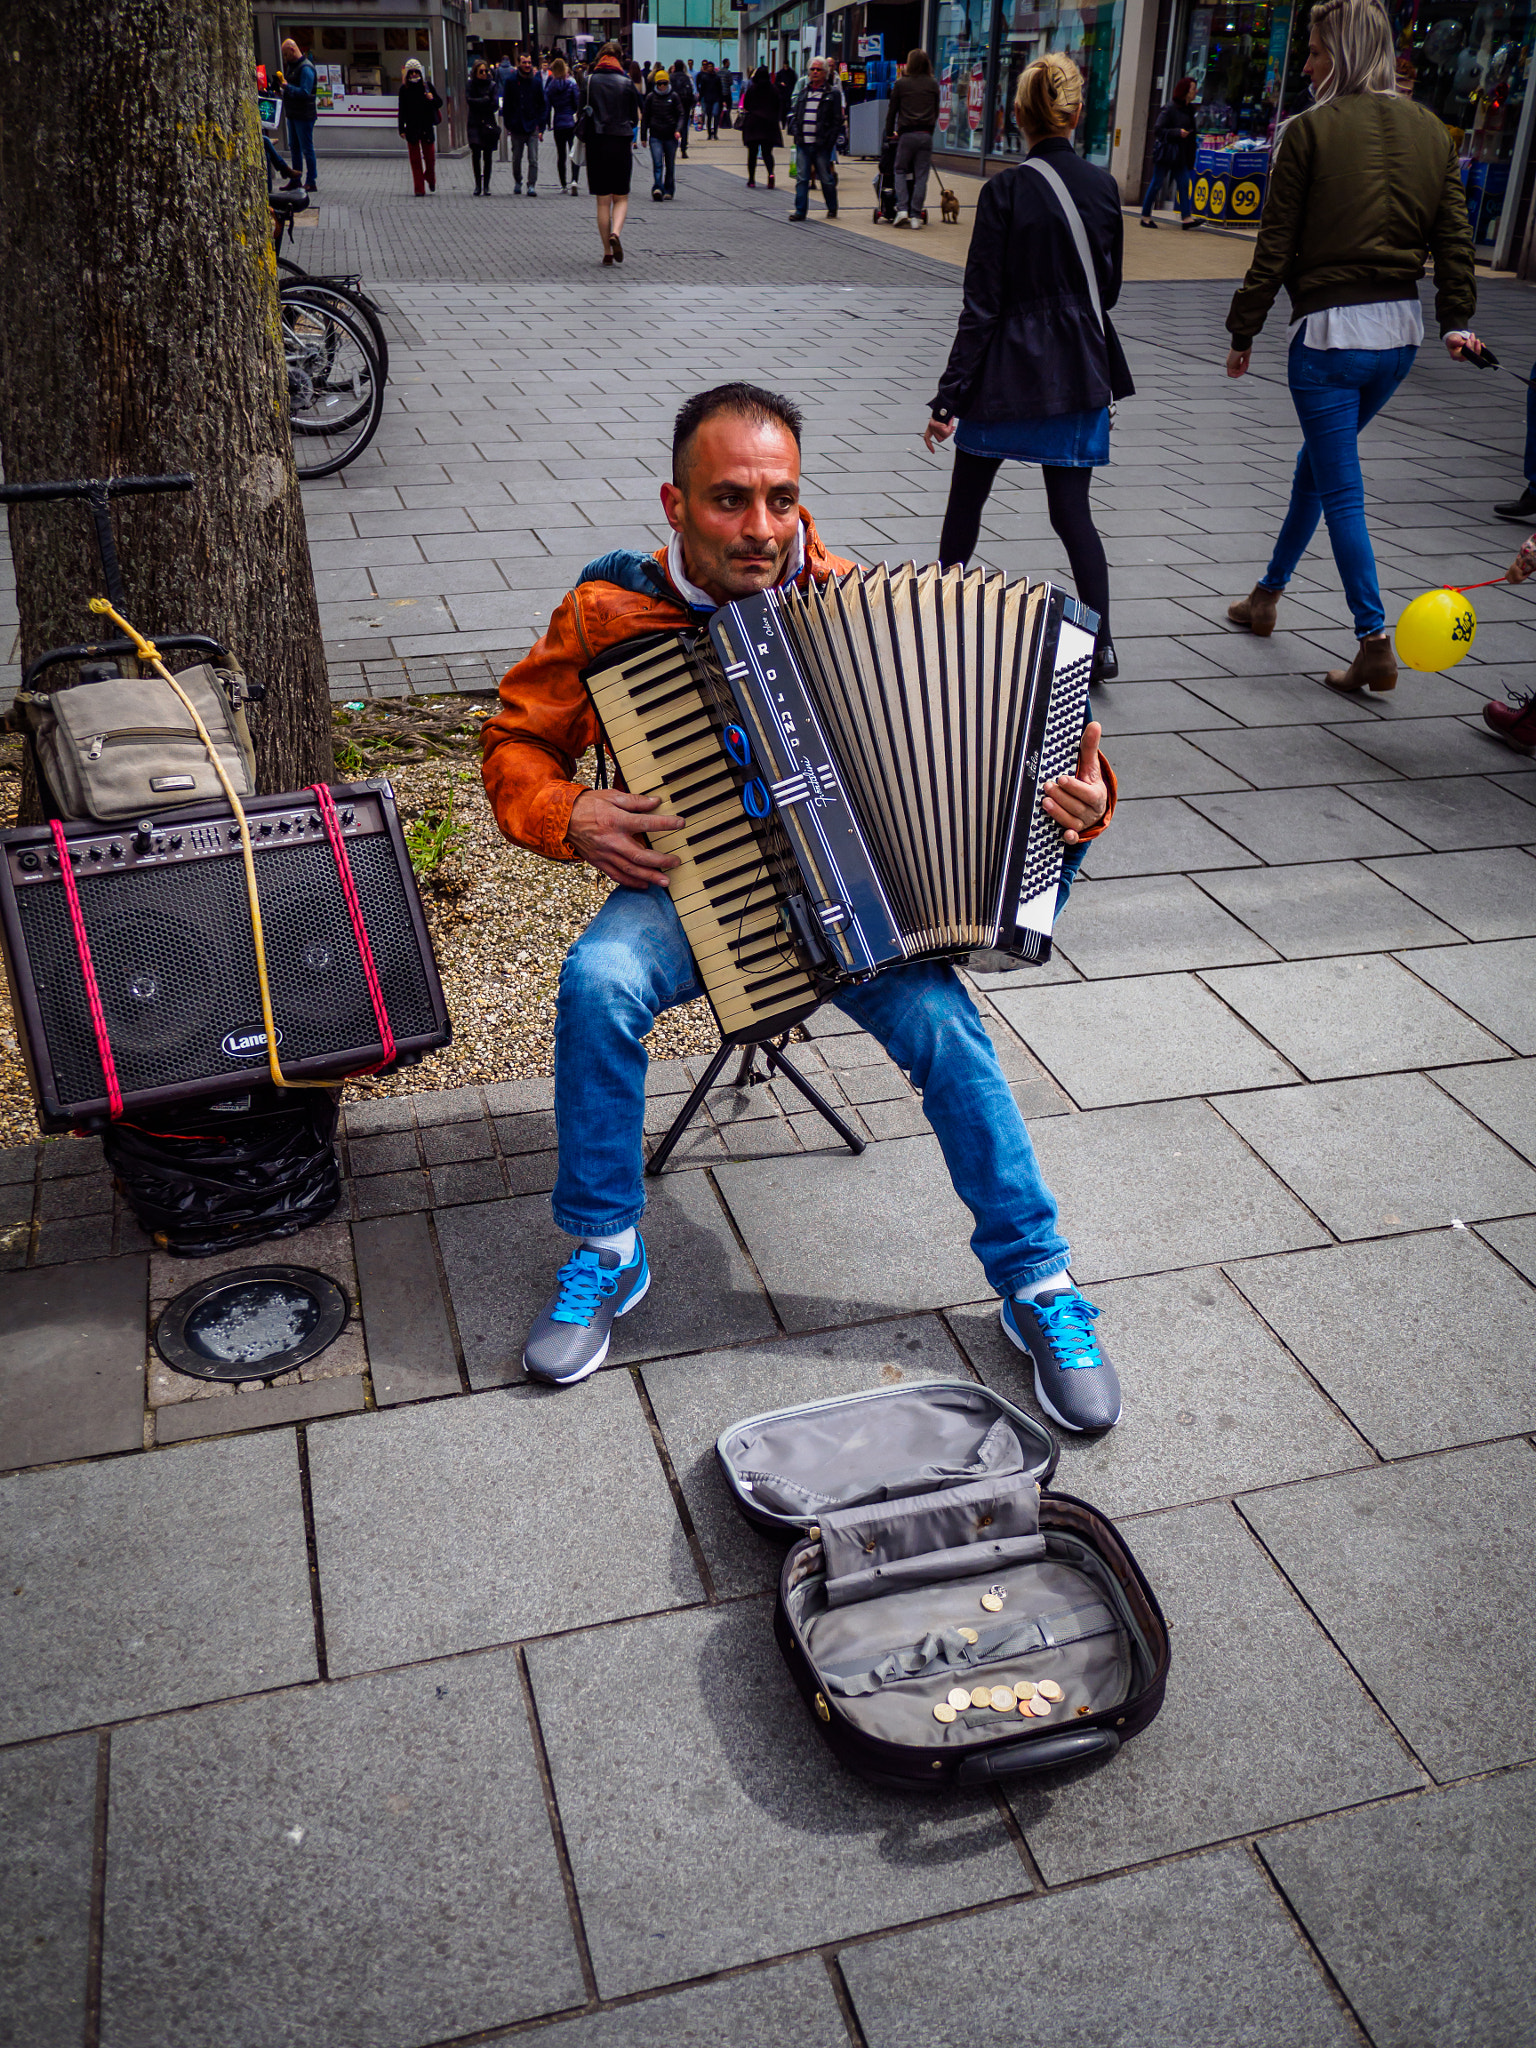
[268,191,388,479]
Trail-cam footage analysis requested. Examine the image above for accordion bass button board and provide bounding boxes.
[0,781,451,1131]
[583,566,1096,1047]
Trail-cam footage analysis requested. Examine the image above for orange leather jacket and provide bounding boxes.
[480,510,1115,859]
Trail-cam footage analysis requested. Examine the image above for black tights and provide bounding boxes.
[747,142,775,179]
[938,451,1111,640]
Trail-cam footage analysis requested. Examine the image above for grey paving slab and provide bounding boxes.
[714,1135,982,1332]
[1365,845,1536,939]
[435,1173,776,1386]
[352,1211,461,1405]
[1188,721,1398,787]
[1344,774,1536,850]
[0,1433,315,1742]
[1240,1439,1536,1780]
[1005,1500,1419,1882]
[993,973,1292,1104]
[1195,860,1462,957]
[1218,1071,1536,1236]
[1431,1056,1536,1162]
[1187,787,1426,862]
[1052,873,1278,978]
[841,1845,1357,2048]
[1258,1770,1536,2048]
[1091,731,1249,795]
[1180,672,1379,726]
[1333,713,1516,779]
[0,1256,146,1471]
[532,1960,849,2048]
[1090,679,1240,734]
[1201,954,1509,1080]
[641,1317,969,1598]
[0,1734,96,2048]
[308,1373,699,1674]
[1478,1213,1536,1284]
[1078,796,1260,878]
[949,1263,1369,1513]
[1027,1097,1327,1283]
[526,1598,1028,1999]
[1396,936,1536,1053]
[100,1654,583,2048]
[1227,1230,1536,1456]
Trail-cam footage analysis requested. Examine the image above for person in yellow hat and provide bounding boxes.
[642,65,683,200]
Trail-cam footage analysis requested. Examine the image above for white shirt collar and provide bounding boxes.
[665,520,805,610]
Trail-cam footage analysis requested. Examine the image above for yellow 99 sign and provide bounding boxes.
[1230,178,1263,215]
[1207,178,1228,216]
[1193,175,1210,214]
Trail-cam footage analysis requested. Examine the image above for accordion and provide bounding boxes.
[583,564,1097,1045]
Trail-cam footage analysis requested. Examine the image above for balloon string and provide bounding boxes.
[1448,577,1511,593]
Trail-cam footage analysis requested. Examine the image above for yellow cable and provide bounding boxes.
[88,597,330,1092]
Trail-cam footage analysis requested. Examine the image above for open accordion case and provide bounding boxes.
[717,1381,1170,1790]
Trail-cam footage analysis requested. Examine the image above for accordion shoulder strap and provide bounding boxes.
[1021,157,1104,336]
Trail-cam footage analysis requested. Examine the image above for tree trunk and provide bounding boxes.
[0,1,332,812]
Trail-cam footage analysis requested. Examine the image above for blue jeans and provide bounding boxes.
[549,880,1083,1297]
[794,145,838,216]
[1140,165,1191,218]
[649,134,677,194]
[1262,337,1418,638]
[287,118,317,186]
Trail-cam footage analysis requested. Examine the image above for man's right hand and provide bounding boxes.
[567,788,685,889]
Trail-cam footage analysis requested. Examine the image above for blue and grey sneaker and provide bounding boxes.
[522,1237,650,1386]
[1001,1287,1121,1434]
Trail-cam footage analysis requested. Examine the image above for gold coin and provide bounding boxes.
[1029,1695,1054,1717]
[933,1702,958,1724]
[969,1686,992,1709]
[947,1687,972,1711]
[980,1592,1004,1613]
[958,1627,979,1645]
[1037,1679,1064,1702]
[989,1685,1015,1712]
[1014,1680,1037,1702]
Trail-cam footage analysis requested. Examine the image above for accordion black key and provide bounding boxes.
[583,564,1097,1046]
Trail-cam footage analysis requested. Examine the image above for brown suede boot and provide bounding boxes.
[1325,633,1398,694]
[1227,584,1279,636]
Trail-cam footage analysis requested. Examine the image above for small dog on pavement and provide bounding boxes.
[940,184,960,224]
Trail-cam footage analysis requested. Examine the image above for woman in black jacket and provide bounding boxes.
[398,58,443,196]
[582,43,642,264]
[740,65,782,188]
[466,60,499,195]
[1139,76,1198,227]
[926,53,1132,680]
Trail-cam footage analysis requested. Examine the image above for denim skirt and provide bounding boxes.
[954,407,1110,468]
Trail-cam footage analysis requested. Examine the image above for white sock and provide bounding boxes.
[1015,1272,1073,1303]
[582,1226,636,1263]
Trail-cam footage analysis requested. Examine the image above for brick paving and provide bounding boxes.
[3,176,1536,2048]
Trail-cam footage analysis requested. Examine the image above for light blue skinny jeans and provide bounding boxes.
[1261,335,1418,638]
[550,848,1088,1298]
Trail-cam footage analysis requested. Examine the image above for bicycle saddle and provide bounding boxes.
[268,191,311,217]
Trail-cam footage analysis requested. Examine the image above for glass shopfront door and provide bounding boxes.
[988,0,1125,163]
[935,0,994,155]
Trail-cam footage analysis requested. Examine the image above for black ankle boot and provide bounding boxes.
[1092,637,1118,684]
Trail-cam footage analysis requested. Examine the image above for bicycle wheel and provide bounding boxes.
[280,278,390,386]
[283,297,385,479]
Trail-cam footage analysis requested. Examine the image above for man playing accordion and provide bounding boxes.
[482,384,1122,1430]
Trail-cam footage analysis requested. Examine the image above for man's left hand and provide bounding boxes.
[1041,720,1108,844]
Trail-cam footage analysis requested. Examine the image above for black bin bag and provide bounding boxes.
[717,1380,1170,1791]
[101,1083,342,1257]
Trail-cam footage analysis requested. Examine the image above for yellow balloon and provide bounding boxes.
[1395,588,1477,670]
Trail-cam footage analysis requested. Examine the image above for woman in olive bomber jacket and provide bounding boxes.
[1223,0,1481,695]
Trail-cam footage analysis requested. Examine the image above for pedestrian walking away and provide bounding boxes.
[671,61,696,155]
[741,65,782,188]
[642,68,683,200]
[502,50,546,194]
[1139,76,1198,227]
[697,60,724,139]
[926,52,1131,686]
[467,60,499,194]
[1493,361,1536,523]
[280,36,319,191]
[582,42,641,264]
[787,58,845,220]
[481,380,1122,1433]
[885,48,939,226]
[545,56,581,192]
[398,58,442,196]
[774,62,797,122]
[1224,0,1480,696]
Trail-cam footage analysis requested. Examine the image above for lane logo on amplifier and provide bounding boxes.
[222,1026,283,1060]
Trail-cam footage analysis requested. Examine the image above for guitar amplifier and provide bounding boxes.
[0,780,451,1132]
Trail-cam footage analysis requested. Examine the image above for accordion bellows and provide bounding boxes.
[584,563,1097,1044]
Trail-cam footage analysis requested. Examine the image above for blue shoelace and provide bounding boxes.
[1030,1292,1103,1371]
[549,1248,621,1328]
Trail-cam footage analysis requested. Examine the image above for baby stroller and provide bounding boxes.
[872,133,898,222]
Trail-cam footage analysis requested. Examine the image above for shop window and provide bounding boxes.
[993,0,1125,161]
[935,0,992,153]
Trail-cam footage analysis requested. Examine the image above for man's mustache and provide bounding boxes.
[726,543,782,562]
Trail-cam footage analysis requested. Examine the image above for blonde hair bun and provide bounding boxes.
[1015,52,1084,139]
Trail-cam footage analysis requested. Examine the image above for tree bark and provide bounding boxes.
[0,1,332,810]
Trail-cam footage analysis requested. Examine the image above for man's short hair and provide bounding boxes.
[671,384,803,487]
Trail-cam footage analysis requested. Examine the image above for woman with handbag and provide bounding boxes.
[467,60,499,195]
[925,52,1132,684]
[740,65,782,188]
[1139,76,1198,228]
[581,41,641,264]
[398,58,443,196]
[545,56,581,193]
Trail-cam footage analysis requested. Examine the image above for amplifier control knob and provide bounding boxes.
[169,834,183,850]
[18,851,39,872]
[89,846,104,861]
[47,851,60,868]
[228,825,242,843]
[110,843,123,858]
[134,826,154,854]
[278,817,292,833]
[259,821,273,837]
[341,807,355,825]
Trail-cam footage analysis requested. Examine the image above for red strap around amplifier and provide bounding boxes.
[50,819,124,1119]
[308,784,397,1073]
